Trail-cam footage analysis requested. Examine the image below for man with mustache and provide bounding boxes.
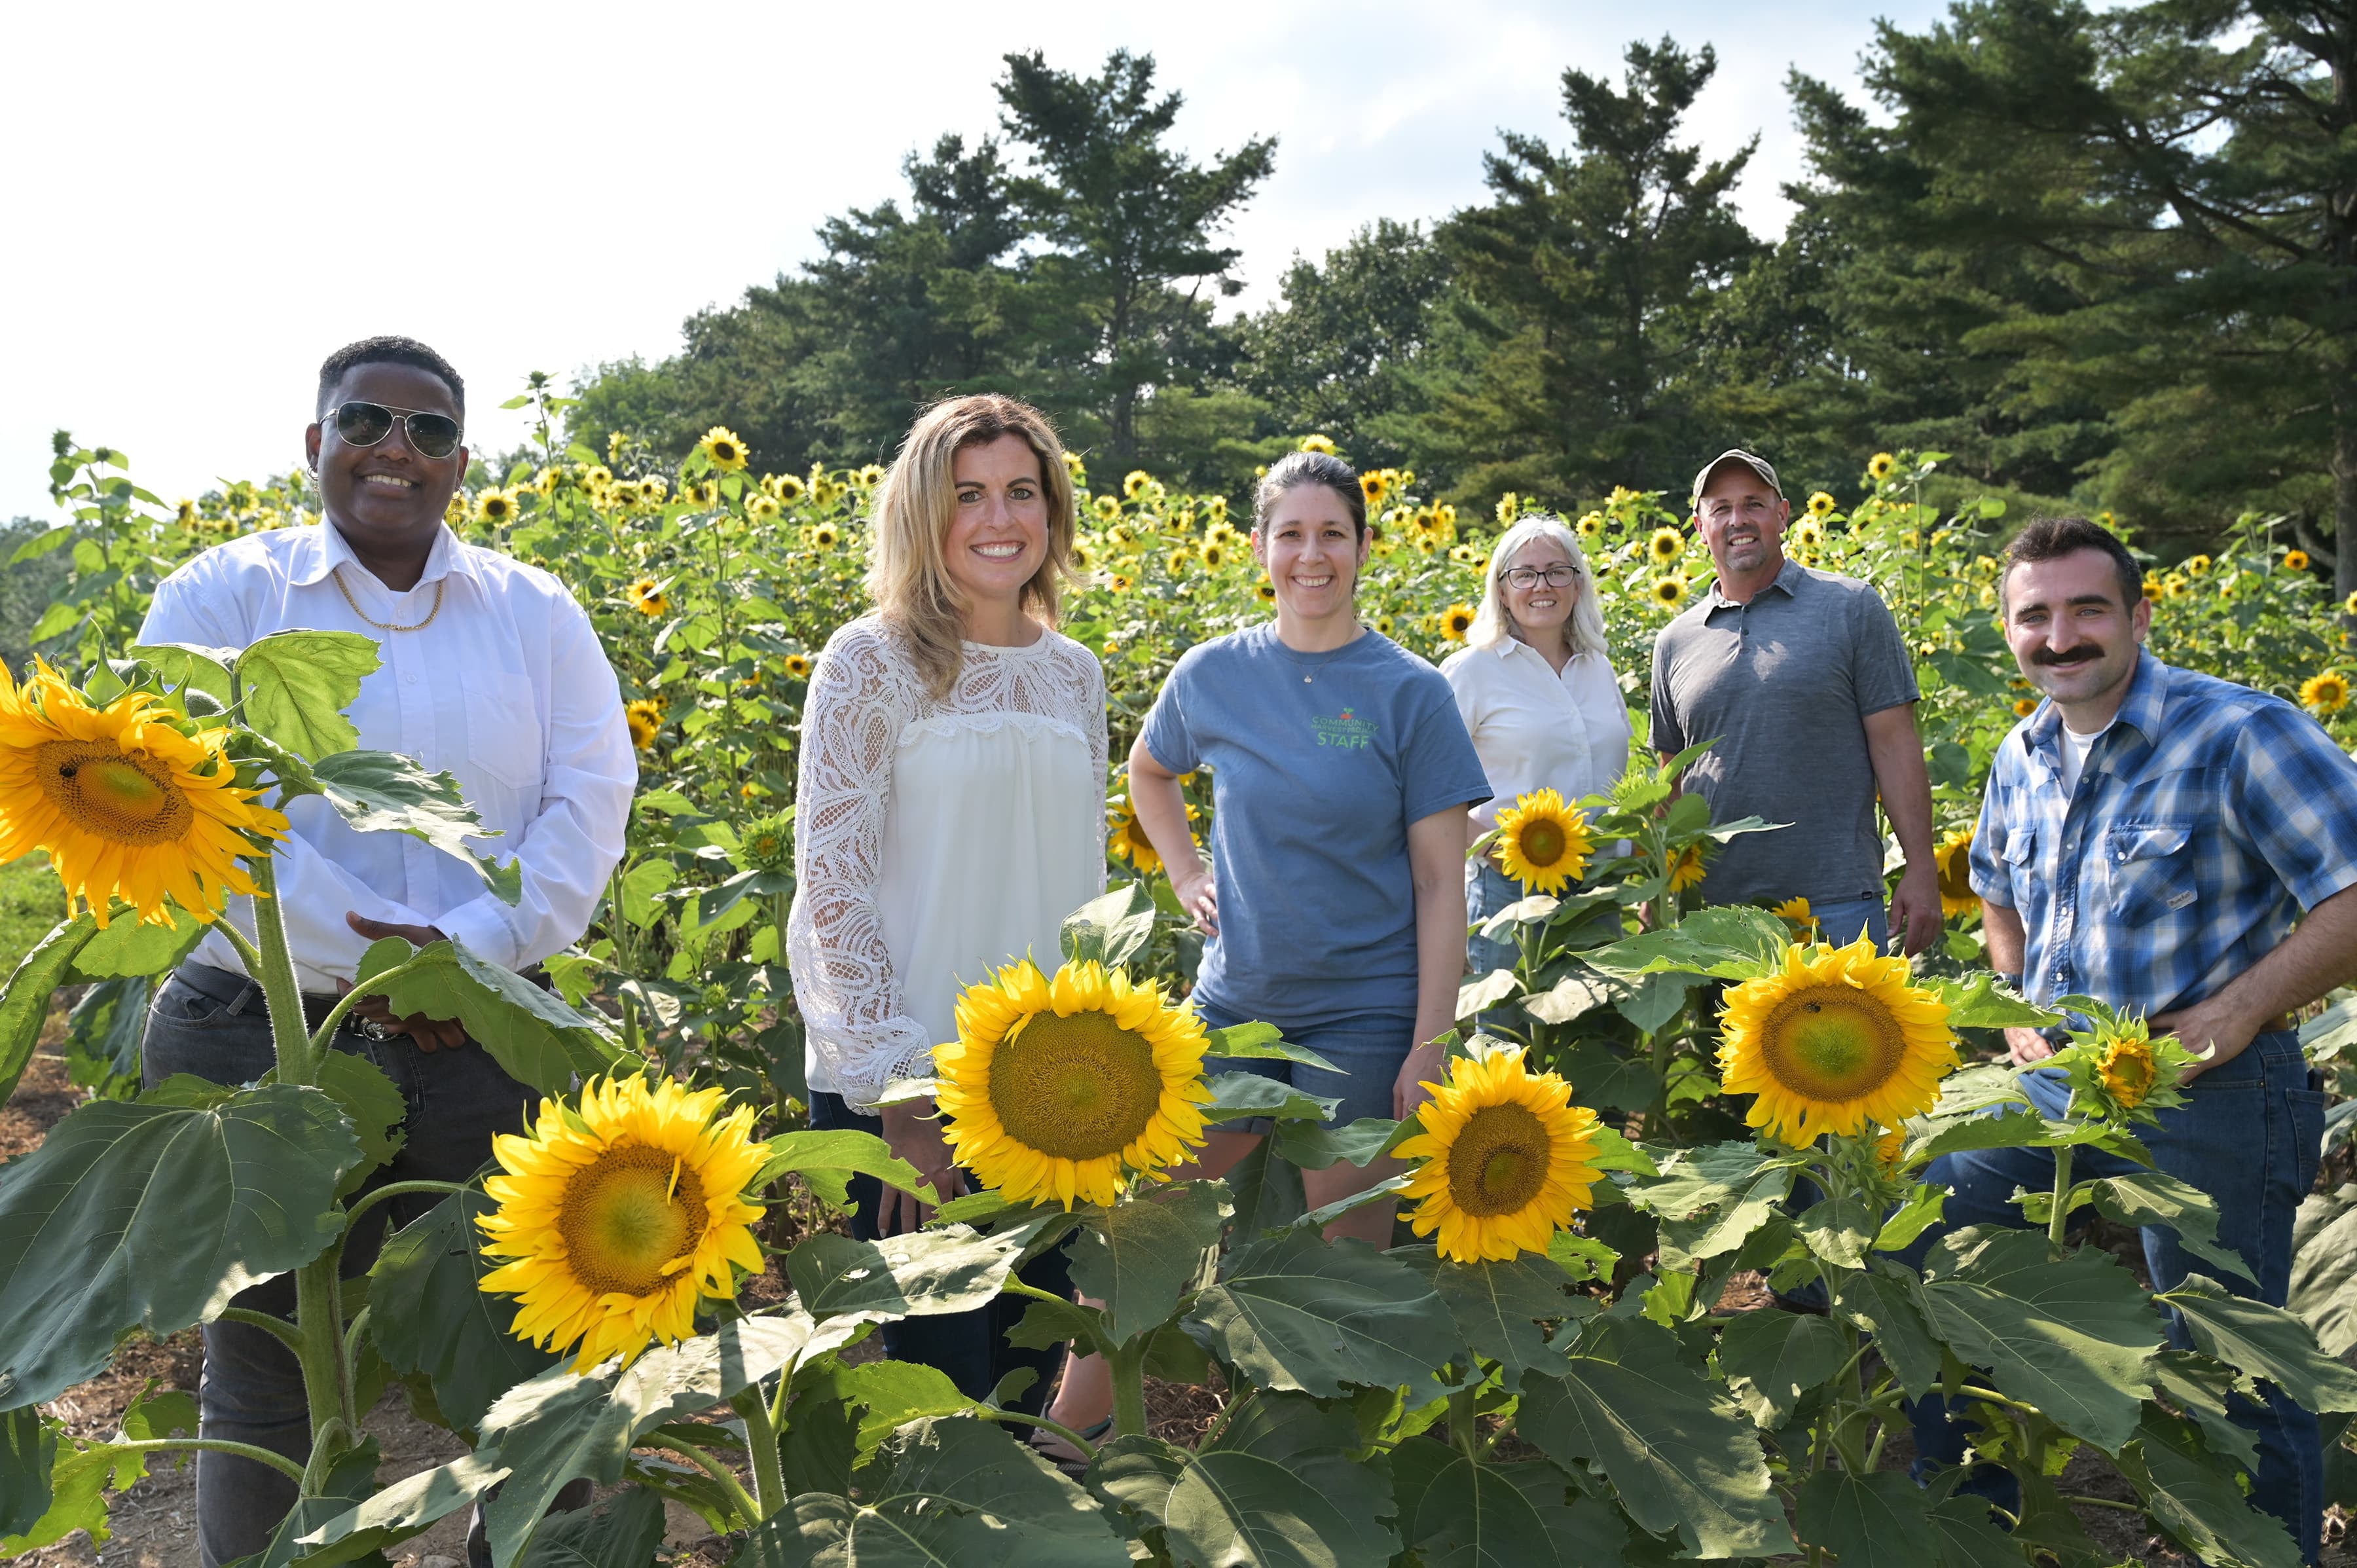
[1912,515,2348,1558]
[1651,449,1941,951]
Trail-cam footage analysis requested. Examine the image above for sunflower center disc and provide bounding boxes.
[36,740,194,845]
[558,1143,708,1296]
[1760,987,1905,1100]
[987,1010,1161,1161]
[1518,820,1567,867]
[1938,857,1973,903]
[1446,1103,1550,1216]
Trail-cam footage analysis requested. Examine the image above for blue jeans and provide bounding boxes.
[1808,893,1888,948]
[142,963,562,1568]
[1465,857,1526,981]
[807,1092,1070,1413]
[1194,998,1417,1129]
[1897,1032,2327,1561]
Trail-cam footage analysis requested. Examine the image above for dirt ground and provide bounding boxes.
[8,1037,2350,1566]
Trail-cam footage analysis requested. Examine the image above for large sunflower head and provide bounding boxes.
[1717,936,1958,1144]
[698,426,750,472]
[0,662,287,928]
[1492,789,1592,894]
[477,1074,769,1373]
[1933,824,1977,916]
[2301,672,2349,714]
[1395,1046,1602,1262]
[934,960,1213,1209]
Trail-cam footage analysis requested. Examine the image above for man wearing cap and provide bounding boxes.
[1650,449,1941,953]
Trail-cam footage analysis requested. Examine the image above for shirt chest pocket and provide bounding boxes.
[2105,820,2195,926]
[461,669,544,792]
[1998,826,2037,907]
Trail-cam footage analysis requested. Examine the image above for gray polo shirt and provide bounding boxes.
[1650,557,1917,906]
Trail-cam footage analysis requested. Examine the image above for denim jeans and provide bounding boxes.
[807,1091,1070,1413]
[142,962,556,1568]
[1896,1031,2328,1561]
[1808,893,1888,949]
[1465,857,1526,981]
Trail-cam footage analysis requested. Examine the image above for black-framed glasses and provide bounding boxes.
[1503,564,1581,589]
[323,401,463,460]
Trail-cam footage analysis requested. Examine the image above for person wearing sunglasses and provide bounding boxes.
[133,335,634,1568]
[1442,513,1631,981]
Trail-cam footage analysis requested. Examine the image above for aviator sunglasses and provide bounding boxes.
[321,401,464,460]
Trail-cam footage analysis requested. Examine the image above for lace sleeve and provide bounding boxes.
[785,622,934,1108]
[1086,652,1109,877]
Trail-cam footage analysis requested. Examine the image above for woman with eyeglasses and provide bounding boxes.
[1442,513,1631,979]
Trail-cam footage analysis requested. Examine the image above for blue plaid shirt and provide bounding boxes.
[1970,650,2357,1017]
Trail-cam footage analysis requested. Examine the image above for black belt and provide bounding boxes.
[173,960,412,1041]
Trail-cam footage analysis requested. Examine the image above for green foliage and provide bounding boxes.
[367,1191,566,1434]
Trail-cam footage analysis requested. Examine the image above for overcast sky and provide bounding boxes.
[0,0,1948,520]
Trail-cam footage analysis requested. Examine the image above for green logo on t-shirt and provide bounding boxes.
[1312,706,1377,750]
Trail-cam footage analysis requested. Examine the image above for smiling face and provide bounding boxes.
[2003,547,2149,717]
[1499,536,1579,639]
[308,361,467,559]
[941,433,1050,610]
[1253,482,1367,625]
[1694,462,1789,583]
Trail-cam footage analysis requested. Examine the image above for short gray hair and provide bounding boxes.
[1469,513,1607,658]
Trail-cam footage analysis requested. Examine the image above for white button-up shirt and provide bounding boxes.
[1441,638,1632,831]
[139,522,634,992]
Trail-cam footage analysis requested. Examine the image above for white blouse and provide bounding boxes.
[1440,639,1632,831]
[786,615,1107,1109]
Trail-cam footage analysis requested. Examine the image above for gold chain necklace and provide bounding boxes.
[332,566,444,632]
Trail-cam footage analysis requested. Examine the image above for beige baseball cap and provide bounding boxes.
[1689,449,1782,511]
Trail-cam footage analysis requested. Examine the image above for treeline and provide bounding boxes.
[573,1,2357,585]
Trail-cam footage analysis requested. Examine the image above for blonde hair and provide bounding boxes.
[868,395,1076,699]
[1468,513,1607,658]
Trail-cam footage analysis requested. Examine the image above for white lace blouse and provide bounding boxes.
[786,614,1107,1109]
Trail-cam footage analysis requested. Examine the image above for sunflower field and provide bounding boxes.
[1,408,2354,1568]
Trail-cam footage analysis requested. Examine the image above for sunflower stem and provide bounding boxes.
[299,1415,354,1495]
[105,1438,308,1484]
[2047,1145,2074,1252]
[306,953,432,1055]
[291,1252,356,1449]
[1448,1383,1481,1465]
[644,1431,762,1529]
[1109,1339,1150,1440]
[236,854,316,1085]
[338,1179,469,1237]
[215,1305,303,1351]
[729,1389,786,1520]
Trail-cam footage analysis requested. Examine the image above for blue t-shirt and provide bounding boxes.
[1141,623,1491,1029]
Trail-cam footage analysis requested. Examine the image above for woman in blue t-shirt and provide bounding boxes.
[1131,450,1491,1225]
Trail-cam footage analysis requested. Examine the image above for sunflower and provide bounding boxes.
[748,494,781,521]
[534,467,561,498]
[1649,527,1683,562]
[1933,824,1977,915]
[1874,1127,1908,1175]
[2163,574,2189,599]
[698,427,750,471]
[1118,470,1151,502]
[1110,574,1133,594]
[2014,697,2039,717]
[687,481,720,509]
[174,498,199,526]
[1867,452,1897,481]
[625,699,663,750]
[2096,1031,2158,1112]
[1108,795,1177,875]
[2286,550,2311,572]
[1298,433,1338,456]
[1361,472,1389,507]
[1255,580,1277,603]
[1440,602,1476,642]
[580,464,613,492]
[444,493,470,527]
[1666,843,1708,892]
[1395,1047,1601,1262]
[774,473,806,503]
[638,475,669,506]
[1717,936,1958,1144]
[1791,520,1825,550]
[1164,549,1190,575]
[0,662,287,928]
[1491,789,1592,894]
[625,579,668,618]
[739,811,792,874]
[856,464,885,487]
[1651,575,1689,610]
[934,960,1213,1209]
[2300,671,2350,714]
[1576,511,1604,539]
[812,524,840,549]
[1374,614,1396,636]
[1771,896,1818,938]
[2184,555,2212,577]
[1808,492,1836,519]
[784,653,813,680]
[476,488,516,525]
[477,1074,768,1373]
[1495,492,1520,526]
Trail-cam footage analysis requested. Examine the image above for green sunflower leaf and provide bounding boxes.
[1516,1315,1791,1559]
[1069,1180,1230,1345]
[234,629,380,761]
[1086,1431,1397,1568]
[1222,1138,1307,1236]
[1716,1308,1850,1429]
[1393,1247,1589,1383]
[366,1190,565,1435]
[363,938,625,1093]
[1185,1229,1463,1396]
[0,1085,358,1411]
[1059,882,1158,971]
[310,750,521,905]
[1793,1468,1941,1568]
[2088,1171,2254,1283]
[2155,1273,2357,1413]
[0,911,98,1105]
[1402,1452,1627,1568]
[786,1224,1033,1324]
[1580,905,1792,981]
[1203,1022,1341,1072]
[2288,1184,2357,1358]
[69,910,204,979]
[514,1484,665,1568]
[2116,1408,2303,1568]
[749,1129,936,1203]
[0,1409,58,1541]
[1201,1070,1340,1123]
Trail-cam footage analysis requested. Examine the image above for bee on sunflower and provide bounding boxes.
[1395,1045,1603,1262]
[1933,824,1978,916]
[934,959,1214,1209]
[1490,789,1592,894]
[0,661,287,927]
[477,1074,770,1372]
[1717,936,1958,1144]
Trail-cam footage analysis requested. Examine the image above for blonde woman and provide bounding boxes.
[786,393,1104,1411]
[1441,513,1630,977]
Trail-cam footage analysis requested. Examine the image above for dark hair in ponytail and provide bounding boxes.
[1252,450,1367,537]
